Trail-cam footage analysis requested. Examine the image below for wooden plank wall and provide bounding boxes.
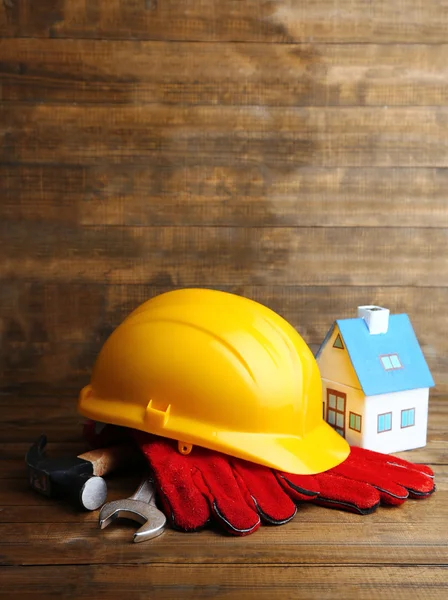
[1,0,448,393]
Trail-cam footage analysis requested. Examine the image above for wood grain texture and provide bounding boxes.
[1,565,447,600]
[4,104,448,167]
[3,164,448,228]
[2,0,448,43]
[2,39,448,107]
[2,225,447,286]
[2,516,448,567]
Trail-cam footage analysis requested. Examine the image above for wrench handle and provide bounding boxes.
[131,476,157,505]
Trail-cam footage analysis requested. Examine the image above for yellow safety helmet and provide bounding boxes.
[78,288,349,475]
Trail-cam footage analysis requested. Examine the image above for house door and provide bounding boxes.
[326,389,346,437]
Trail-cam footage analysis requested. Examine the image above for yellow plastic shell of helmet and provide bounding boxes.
[78,288,349,475]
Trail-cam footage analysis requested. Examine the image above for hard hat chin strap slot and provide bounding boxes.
[178,441,193,455]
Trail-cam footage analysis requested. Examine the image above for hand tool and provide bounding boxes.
[26,435,136,511]
[99,475,166,543]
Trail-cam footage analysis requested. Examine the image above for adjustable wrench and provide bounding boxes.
[99,475,166,543]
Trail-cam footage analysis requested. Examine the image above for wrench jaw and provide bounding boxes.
[99,501,146,529]
[133,510,166,543]
[99,497,166,543]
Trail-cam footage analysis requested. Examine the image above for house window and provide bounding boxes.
[326,389,346,437]
[401,408,415,428]
[333,334,344,350]
[380,354,402,371]
[378,412,392,433]
[349,412,362,432]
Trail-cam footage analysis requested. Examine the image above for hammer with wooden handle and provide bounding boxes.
[26,435,138,511]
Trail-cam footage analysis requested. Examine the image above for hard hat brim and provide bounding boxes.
[214,420,350,475]
[79,386,350,475]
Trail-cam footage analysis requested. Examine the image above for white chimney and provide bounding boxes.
[357,305,390,335]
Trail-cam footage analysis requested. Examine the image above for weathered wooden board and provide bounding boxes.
[2,0,448,44]
[2,224,447,286]
[2,39,448,107]
[3,104,448,167]
[2,518,448,566]
[3,164,448,228]
[2,564,448,600]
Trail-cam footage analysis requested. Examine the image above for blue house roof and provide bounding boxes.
[317,314,435,396]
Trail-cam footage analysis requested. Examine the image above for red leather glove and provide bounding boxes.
[136,434,317,535]
[136,434,435,536]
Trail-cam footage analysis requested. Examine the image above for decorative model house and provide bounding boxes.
[316,306,435,453]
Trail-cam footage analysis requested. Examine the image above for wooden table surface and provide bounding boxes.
[1,0,448,596]
[1,391,447,599]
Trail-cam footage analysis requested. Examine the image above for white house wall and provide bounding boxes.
[363,388,429,453]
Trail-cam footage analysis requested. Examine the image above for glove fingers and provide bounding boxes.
[192,449,261,536]
[340,452,435,501]
[390,466,435,499]
[388,467,435,498]
[314,472,381,514]
[276,472,320,502]
[231,460,297,525]
[139,438,211,532]
[388,460,434,479]
[331,460,409,505]
[349,446,434,478]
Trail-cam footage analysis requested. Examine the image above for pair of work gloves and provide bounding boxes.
[85,422,436,536]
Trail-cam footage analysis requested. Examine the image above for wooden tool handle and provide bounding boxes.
[79,445,139,477]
